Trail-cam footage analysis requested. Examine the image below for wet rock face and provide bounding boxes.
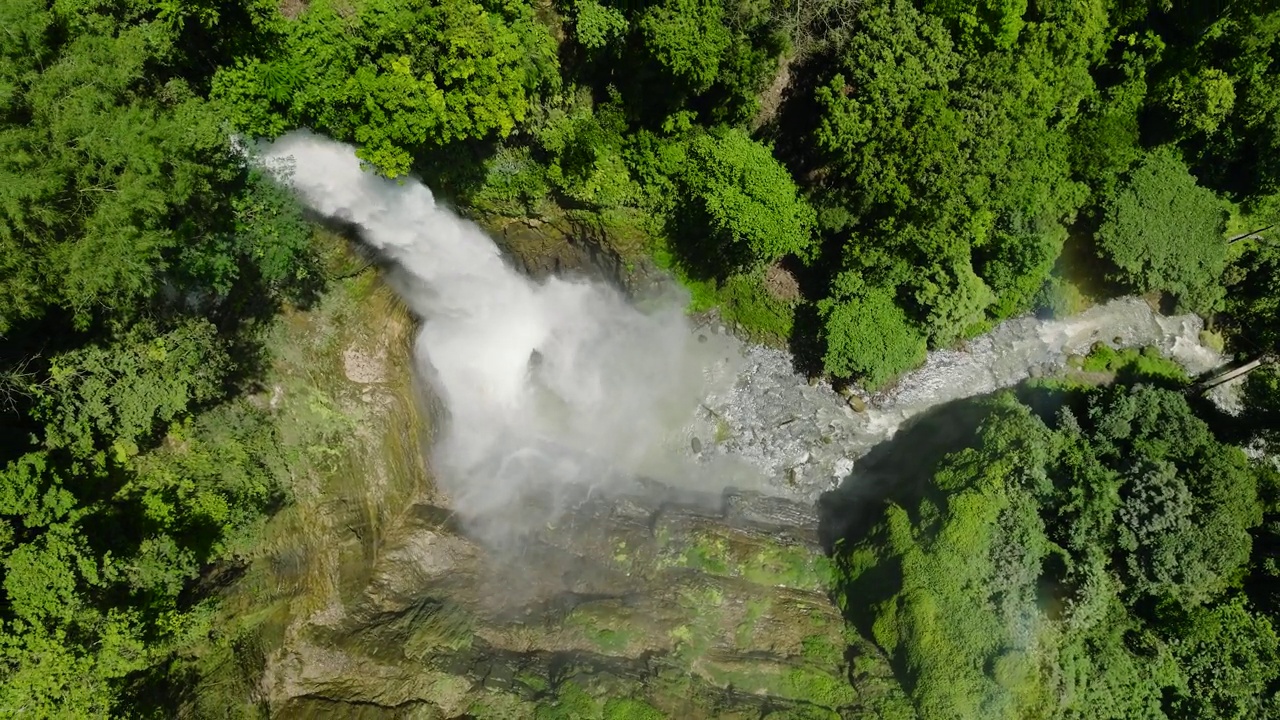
[268,482,906,720]
[486,214,664,298]
[685,342,870,502]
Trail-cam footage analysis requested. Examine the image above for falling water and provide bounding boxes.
[258,131,1226,514]
[255,131,755,533]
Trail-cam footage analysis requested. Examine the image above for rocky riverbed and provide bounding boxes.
[680,297,1224,503]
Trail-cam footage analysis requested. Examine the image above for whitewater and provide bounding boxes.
[257,131,1227,515]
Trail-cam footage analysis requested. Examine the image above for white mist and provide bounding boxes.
[256,131,745,530]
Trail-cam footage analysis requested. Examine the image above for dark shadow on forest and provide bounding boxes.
[817,395,995,553]
[815,394,998,685]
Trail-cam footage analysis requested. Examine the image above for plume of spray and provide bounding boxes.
[255,131,747,540]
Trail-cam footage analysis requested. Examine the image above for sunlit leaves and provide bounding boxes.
[212,0,558,177]
[573,0,628,49]
[818,281,925,386]
[32,321,230,459]
[1096,147,1228,313]
[679,127,816,268]
[639,0,732,91]
[833,387,1271,719]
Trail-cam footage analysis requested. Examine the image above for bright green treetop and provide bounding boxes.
[1096,147,1228,313]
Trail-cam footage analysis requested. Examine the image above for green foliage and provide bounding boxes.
[639,0,731,91]
[213,0,559,176]
[536,94,641,208]
[1168,597,1279,720]
[0,12,306,332]
[1224,237,1280,353]
[715,272,796,344]
[1081,344,1189,385]
[1242,365,1280,447]
[818,278,926,387]
[922,0,1027,50]
[676,127,816,273]
[33,321,229,459]
[832,386,1271,719]
[5,0,1280,713]
[574,0,628,50]
[1095,148,1228,313]
[804,0,1087,353]
[1161,68,1237,136]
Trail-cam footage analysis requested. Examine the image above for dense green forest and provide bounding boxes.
[2,0,1280,715]
[832,377,1280,718]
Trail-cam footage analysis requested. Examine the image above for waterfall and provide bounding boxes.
[255,131,753,532]
[258,131,1226,514]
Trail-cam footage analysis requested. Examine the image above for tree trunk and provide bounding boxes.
[1228,224,1275,244]
[1194,355,1273,393]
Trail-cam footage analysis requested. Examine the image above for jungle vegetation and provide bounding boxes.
[2,0,1280,716]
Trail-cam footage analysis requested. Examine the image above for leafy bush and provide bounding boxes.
[675,127,816,274]
[818,278,926,388]
[213,0,559,176]
[1095,147,1228,314]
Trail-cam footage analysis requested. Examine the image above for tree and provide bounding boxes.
[818,278,926,387]
[803,0,1089,349]
[1169,599,1279,720]
[922,0,1027,50]
[831,385,1271,720]
[572,0,628,50]
[1224,238,1280,354]
[1095,147,1228,313]
[638,0,732,92]
[212,0,559,176]
[675,127,816,273]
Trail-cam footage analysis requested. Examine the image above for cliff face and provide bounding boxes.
[202,227,910,720]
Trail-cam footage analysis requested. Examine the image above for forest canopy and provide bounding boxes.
[2,0,1280,716]
[832,386,1278,719]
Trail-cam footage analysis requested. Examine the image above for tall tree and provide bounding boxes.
[1095,147,1228,313]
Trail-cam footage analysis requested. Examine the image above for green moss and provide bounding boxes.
[670,585,725,662]
[651,237,795,345]
[661,531,831,591]
[736,598,770,648]
[800,634,843,666]
[535,682,603,720]
[717,272,796,344]
[1082,344,1187,385]
[703,664,783,695]
[742,544,832,592]
[593,628,632,653]
[603,697,666,720]
[566,606,635,654]
[402,601,475,657]
[1199,329,1225,352]
[680,535,731,574]
[714,418,733,443]
[516,671,550,693]
[612,538,632,569]
[782,667,855,708]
